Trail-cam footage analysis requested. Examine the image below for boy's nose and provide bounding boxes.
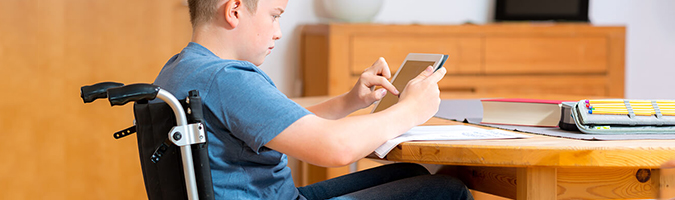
[273,30,282,40]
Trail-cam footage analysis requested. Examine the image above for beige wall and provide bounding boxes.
[0,0,192,199]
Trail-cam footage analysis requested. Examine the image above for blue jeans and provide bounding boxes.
[297,163,473,200]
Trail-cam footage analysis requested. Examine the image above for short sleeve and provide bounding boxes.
[205,63,312,153]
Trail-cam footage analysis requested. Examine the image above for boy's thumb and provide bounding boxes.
[413,66,434,81]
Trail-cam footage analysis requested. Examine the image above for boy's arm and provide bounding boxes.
[306,57,399,119]
[267,66,446,167]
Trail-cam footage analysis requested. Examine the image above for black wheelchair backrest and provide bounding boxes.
[81,82,214,200]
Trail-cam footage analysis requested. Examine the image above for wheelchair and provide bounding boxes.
[81,82,215,200]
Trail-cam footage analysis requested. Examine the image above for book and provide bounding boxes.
[480,98,570,127]
[373,125,531,158]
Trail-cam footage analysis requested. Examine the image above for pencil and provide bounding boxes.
[588,110,675,115]
[585,99,675,104]
[588,110,655,116]
[590,108,655,111]
[585,100,652,104]
[588,105,654,108]
[587,104,675,109]
[589,107,675,110]
[588,103,655,105]
[588,107,656,110]
[589,108,675,111]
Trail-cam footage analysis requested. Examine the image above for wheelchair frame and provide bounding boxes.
[81,82,209,200]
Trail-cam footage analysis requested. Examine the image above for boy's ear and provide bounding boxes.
[224,0,242,28]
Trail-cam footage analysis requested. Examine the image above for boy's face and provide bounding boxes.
[238,0,288,66]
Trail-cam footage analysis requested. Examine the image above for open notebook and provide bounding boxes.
[374,125,531,158]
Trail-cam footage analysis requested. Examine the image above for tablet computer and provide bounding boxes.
[371,53,448,113]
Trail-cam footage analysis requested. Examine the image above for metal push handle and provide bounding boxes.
[154,89,199,200]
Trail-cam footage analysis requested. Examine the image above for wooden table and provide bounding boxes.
[292,96,675,200]
[391,118,675,200]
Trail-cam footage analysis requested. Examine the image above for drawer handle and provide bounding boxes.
[440,87,476,93]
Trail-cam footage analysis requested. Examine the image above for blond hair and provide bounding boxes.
[188,0,259,27]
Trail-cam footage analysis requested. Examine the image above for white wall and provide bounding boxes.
[261,0,675,99]
[257,0,318,98]
[590,0,675,99]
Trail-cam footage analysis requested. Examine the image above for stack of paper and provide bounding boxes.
[374,125,531,158]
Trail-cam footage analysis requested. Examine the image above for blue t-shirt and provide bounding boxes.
[154,42,312,199]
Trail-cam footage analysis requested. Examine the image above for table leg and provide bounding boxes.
[658,167,675,199]
[517,167,557,200]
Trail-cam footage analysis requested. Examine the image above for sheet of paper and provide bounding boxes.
[374,125,531,158]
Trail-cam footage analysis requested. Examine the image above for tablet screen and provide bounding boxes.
[372,60,436,113]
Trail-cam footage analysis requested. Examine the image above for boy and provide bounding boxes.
[154,0,473,199]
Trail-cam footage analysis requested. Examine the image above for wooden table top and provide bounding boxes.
[387,117,675,168]
[293,95,675,168]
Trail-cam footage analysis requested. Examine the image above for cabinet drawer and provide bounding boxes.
[478,85,606,96]
[350,35,482,75]
[351,74,608,96]
[485,36,608,74]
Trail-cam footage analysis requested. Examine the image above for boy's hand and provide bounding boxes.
[398,65,447,125]
[347,57,400,109]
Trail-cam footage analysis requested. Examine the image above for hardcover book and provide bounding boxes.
[480,98,569,127]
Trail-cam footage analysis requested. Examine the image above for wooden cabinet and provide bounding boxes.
[298,23,625,186]
[301,23,625,98]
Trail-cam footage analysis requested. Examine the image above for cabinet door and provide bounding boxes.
[485,36,608,74]
[350,35,482,75]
